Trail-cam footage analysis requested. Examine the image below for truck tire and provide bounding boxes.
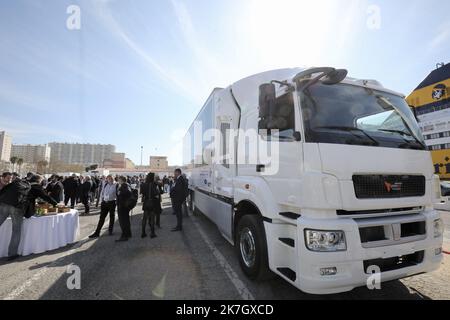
[190,192,199,216]
[188,191,193,211]
[235,215,271,280]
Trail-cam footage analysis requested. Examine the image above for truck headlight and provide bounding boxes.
[305,230,347,252]
[434,219,444,238]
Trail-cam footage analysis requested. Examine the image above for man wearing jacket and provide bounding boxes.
[0,172,12,191]
[116,176,133,242]
[89,175,117,238]
[95,176,106,207]
[46,175,64,203]
[170,168,187,232]
[80,176,93,216]
[0,175,57,261]
[26,175,58,217]
[63,174,79,209]
[0,172,20,261]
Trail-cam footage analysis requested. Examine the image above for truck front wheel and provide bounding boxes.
[235,215,271,280]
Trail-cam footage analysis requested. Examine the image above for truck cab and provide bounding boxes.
[185,67,445,294]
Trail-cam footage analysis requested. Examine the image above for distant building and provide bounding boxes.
[49,142,115,166]
[125,158,135,169]
[407,63,450,179]
[103,152,126,168]
[135,165,151,171]
[11,144,51,164]
[0,131,12,162]
[149,156,168,170]
[106,161,181,178]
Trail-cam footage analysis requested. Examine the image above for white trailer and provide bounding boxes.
[183,67,444,294]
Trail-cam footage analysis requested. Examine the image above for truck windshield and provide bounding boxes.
[299,83,426,150]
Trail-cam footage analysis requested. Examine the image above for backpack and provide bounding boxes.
[0,179,32,210]
[143,182,160,211]
[91,179,97,192]
[126,185,139,210]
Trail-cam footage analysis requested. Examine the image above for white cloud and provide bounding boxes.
[0,115,82,142]
[92,1,204,104]
[0,80,76,112]
[429,22,450,51]
[169,0,226,90]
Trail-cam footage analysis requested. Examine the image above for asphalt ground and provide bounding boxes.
[0,196,449,300]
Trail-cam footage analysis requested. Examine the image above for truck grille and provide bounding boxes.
[363,251,424,273]
[359,221,426,245]
[337,207,423,216]
[353,175,425,199]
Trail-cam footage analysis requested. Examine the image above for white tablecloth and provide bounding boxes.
[0,210,79,258]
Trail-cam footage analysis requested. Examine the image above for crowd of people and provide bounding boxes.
[0,169,189,261]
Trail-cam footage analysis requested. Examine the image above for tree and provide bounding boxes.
[48,160,83,174]
[37,160,49,174]
[17,158,23,175]
[10,156,18,172]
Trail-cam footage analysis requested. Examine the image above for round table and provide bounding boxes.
[0,210,79,258]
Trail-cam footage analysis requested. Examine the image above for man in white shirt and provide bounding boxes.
[89,175,117,238]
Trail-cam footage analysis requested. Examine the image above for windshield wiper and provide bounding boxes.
[398,142,427,150]
[377,129,412,137]
[315,126,379,146]
[377,129,427,149]
[375,95,427,148]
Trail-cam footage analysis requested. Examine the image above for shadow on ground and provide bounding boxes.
[3,203,432,300]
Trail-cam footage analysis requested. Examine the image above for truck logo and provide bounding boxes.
[432,84,446,100]
[384,181,402,193]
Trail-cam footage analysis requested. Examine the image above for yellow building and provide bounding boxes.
[407,63,450,179]
[125,158,135,169]
[149,156,168,171]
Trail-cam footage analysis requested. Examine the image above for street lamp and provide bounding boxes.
[140,146,143,167]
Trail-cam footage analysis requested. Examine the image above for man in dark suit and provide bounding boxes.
[80,176,93,215]
[47,175,64,203]
[63,174,79,209]
[170,168,187,232]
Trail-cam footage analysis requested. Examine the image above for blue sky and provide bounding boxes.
[0,0,449,165]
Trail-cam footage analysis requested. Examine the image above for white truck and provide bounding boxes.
[183,67,444,294]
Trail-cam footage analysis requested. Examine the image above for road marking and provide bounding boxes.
[112,292,125,300]
[3,237,90,300]
[191,217,255,300]
[152,273,167,299]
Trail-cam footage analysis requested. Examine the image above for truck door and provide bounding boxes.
[213,91,240,199]
[239,90,304,207]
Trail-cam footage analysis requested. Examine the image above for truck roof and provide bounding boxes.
[228,67,404,113]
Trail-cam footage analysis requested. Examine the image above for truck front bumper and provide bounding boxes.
[292,209,443,295]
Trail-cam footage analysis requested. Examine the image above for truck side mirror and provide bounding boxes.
[259,83,276,119]
[321,69,348,85]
